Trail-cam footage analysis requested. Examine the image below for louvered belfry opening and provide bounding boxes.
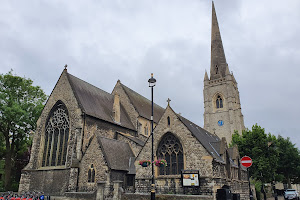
[42,101,70,167]
[157,132,184,175]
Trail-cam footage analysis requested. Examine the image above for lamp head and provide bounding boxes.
[148,73,156,87]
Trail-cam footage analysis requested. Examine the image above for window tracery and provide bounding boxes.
[216,95,223,109]
[157,133,183,175]
[42,101,69,167]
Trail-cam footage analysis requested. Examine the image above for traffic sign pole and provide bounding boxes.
[241,156,253,200]
[248,168,253,200]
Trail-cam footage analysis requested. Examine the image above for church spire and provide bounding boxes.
[210,1,227,80]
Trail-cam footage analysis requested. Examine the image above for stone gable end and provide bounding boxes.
[79,136,109,192]
[135,106,213,179]
[27,70,83,170]
[112,82,139,130]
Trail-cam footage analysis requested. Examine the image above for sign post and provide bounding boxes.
[241,156,253,200]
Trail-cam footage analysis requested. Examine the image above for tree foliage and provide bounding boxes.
[276,136,300,187]
[231,124,278,183]
[232,124,300,187]
[0,70,47,191]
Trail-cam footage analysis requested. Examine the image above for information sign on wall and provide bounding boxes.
[181,170,200,187]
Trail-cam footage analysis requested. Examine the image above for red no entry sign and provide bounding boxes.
[241,156,252,168]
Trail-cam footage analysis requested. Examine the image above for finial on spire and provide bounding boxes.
[167,98,171,106]
[64,64,68,70]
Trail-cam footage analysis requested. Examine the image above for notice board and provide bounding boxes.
[181,170,199,187]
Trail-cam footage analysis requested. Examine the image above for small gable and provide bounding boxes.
[97,136,135,172]
[66,73,135,130]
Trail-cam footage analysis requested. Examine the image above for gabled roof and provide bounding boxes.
[117,132,145,146]
[120,83,164,123]
[176,114,225,163]
[97,136,135,172]
[66,73,135,130]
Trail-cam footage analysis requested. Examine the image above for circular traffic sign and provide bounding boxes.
[241,156,252,168]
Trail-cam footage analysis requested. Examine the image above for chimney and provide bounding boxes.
[113,93,120,123]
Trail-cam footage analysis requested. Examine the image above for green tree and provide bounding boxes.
[231,124,279,183]
[276,135,300,188]
[0,70,47,191]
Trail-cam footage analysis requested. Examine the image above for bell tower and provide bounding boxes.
[203,2,245,143]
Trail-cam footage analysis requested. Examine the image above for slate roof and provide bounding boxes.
[120,83,165,123]
[176,114,225,163]
[177,114,242,168]
[97,136,135,172]
[117,132,145,146]
[66,73,135,130]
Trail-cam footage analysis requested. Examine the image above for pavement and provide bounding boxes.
[266,196,284,200]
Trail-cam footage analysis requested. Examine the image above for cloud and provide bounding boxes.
[1,0,299,148]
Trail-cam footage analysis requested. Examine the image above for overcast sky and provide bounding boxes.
[1,0,300,148]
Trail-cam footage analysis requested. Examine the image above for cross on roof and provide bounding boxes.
[64,64,68,70]
[167,98,171,106]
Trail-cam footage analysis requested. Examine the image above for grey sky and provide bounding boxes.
[1,0,299,148]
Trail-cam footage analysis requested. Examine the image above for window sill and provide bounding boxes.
[156,175,181,179]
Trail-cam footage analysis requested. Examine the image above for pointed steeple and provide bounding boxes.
[210,1,227,80]
[204,70,209,81]
[225,64,230,75]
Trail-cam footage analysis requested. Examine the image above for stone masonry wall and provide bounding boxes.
[112,81,139,130]
[25,70,84,170]
[19,70,84,194]
[135,106,214,194]
[82,116,136,153]
[78,136,109,192]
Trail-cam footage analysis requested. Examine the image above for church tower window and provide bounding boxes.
[42,101,69,167]
[88,164,95,183]
[216,95,223,109]
[215,65,219,74]
[167,116,170,126]
[144,124,149,136]
[157,133,183,175]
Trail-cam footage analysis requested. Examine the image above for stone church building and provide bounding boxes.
[19,2,250,199]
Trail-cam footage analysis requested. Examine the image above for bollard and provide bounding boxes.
[96,181,106,200]
[113,181,123,200]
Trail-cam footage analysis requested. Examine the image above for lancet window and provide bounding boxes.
[41,101,69,167]
[216,95,223,109]
[88,164,95,183]
[157,132,183,175]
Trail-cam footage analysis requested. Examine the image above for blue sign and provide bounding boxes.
[40,195,44,200]
[218,120,224,126]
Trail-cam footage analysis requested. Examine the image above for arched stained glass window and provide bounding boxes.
[42,101,69,167]
[216,95,223,109]
[157,133,183,175]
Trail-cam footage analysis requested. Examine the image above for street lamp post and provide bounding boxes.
[148,73,156,200]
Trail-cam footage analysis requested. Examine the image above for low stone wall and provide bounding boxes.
[65,192,96,200]
[122,193,213,200]
[19,168,71,196]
